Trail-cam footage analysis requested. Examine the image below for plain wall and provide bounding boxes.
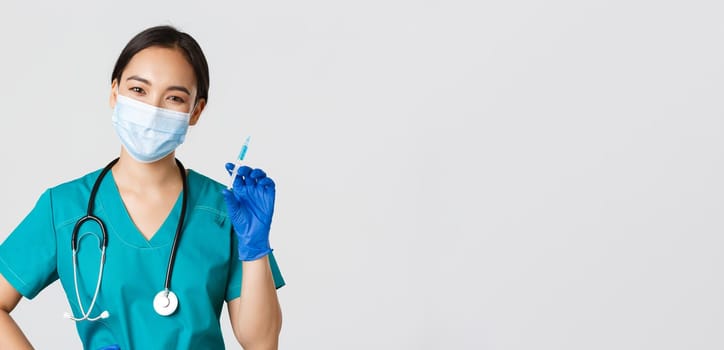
[1,0,722,349]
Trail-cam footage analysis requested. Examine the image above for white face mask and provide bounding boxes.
[111,94,193,163]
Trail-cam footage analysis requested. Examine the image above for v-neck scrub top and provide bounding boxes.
[0,167,285,349]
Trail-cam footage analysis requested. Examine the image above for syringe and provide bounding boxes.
[227,136,251,190]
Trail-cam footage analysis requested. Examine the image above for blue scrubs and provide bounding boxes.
[0,167,285,349]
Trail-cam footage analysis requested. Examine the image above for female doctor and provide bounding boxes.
[0,25,284,349]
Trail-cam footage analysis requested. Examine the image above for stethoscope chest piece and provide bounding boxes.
[153,289,178,316]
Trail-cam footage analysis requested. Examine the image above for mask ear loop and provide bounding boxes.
[188,98,198,118]
[114,84,123,109]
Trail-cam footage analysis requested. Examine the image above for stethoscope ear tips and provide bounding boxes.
[63,310,110,321]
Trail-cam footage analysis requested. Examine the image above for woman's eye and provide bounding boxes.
[168,96,185,104]
[129,87,145,94]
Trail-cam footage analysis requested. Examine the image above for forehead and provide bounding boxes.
[122,46,197,89]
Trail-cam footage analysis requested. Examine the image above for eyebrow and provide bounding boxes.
[126,75,191,96]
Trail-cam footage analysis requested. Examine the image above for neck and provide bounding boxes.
[112,149,182,191]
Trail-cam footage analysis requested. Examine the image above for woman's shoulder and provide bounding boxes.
[187,169,225,195]
[186,169,228,214]
[22,168,107,225]
[47,168,104,198]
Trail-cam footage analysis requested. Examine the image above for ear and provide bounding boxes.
[189,98,206,126]
[109,79,119,109]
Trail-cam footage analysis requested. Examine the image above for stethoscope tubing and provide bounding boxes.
[68,157,188,321]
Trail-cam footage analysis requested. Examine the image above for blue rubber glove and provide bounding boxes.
[97,345,121,350]
[222,163,276,261]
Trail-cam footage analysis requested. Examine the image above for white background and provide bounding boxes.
[1,0,723,349]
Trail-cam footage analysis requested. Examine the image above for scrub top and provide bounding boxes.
[0,166,285,349]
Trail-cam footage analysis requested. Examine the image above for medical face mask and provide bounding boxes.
[111,94,193,163]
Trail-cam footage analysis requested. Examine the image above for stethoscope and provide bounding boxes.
[63,157,188,321]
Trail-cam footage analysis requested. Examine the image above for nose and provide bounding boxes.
[149,93,165,109]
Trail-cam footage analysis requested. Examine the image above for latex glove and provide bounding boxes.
[97,345,121,350]
[222,163,276,261]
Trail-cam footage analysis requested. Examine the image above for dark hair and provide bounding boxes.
[111,25,210,103]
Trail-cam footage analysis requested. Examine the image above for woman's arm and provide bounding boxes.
[0,273,33,349]
[223,164,282,348]
[228,255,282,350]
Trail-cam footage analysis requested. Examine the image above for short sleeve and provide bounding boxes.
[0,190,59,299]
[225,233,286,301]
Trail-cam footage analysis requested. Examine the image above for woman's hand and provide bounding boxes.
[222,163,276,261]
